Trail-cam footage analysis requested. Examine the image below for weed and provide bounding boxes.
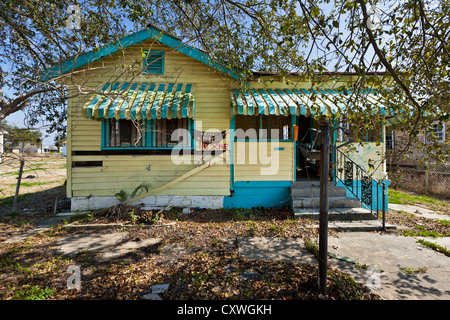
[401,228,443,238]
[437,219,450,227]
[304,238,319,258]
[400,266,427,275]
[12,285,55,300]
[417,239,450,257]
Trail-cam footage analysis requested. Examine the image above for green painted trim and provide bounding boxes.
[143,50,164,75]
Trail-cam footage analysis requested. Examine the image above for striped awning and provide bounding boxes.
[84,82,195,120]
[231,88,387,117]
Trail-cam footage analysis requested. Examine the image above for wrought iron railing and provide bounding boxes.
[334,148,387,229]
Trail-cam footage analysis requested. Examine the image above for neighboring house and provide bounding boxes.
[7,143,40,154]
[42,26,392,214]
[43,146,60,153]
[386,120,449,168]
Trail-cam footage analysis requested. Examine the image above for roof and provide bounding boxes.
[40,26,239,82]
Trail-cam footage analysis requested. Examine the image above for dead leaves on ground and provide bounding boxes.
[0,208,378,300]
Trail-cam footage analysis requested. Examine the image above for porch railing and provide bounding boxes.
[334,148,387,229]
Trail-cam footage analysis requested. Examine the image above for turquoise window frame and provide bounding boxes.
[143,50,164,75]
[101,118,194,150]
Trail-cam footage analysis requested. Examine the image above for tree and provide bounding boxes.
[1,121,42,153]
[2,0,447,295]
[0,0,448,162]
[54,131,67,150]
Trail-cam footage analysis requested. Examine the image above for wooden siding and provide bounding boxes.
[71,155,229,197]
[233,141,294,181]
[66,40,233,198]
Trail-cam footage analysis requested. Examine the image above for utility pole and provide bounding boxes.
[318,121,330,294]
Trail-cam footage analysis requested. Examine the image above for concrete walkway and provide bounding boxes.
[238,233,450,300]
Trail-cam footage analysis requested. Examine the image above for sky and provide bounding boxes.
[4,92,58,147]
[1,0,385,148]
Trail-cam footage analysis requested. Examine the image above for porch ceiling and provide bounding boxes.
[231,87,389,117]
[83,82,195,120]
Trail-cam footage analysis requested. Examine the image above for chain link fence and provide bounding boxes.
[388,163,450,199]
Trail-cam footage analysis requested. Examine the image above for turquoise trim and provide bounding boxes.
[230,116,235,190]
[101,118,194,150]
[224,181,292,209]
[336,180,391,211]
[143,50,164,75]
[41,26,239,82]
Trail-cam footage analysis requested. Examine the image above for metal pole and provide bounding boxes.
[12,159,25,212]
[382,182,386,230]
[319,121,330,295]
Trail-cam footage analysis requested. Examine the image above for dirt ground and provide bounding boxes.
[0,154,449,301]
[0,154,67,216]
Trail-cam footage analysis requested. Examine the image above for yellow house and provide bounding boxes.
[42,26,391,219]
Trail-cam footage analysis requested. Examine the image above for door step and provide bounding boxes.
[292,196,361,209]
[294,207,378,221]
[308,220,396,231]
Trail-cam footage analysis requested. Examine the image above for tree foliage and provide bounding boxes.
[0,0,448,162]
[0,120,42,152]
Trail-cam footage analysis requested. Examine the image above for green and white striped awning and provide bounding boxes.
[84,82,195,120]
[231,88,387,116]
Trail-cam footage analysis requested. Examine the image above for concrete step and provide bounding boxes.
[292,180,335,188]
[291,186,347,197]
[309,220,397,231]
[292,196,361,209]
[294,207,378,221]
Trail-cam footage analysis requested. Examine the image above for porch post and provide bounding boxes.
[318,121,330,294]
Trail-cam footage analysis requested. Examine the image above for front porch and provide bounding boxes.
[225,85,391,224]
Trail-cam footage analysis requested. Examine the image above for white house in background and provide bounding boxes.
[43,145,59,153]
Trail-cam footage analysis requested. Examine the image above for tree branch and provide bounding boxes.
[358,0,422,111]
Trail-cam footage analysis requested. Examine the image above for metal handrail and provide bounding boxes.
[335,148,386,229]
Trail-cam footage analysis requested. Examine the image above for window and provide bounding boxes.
[105,119,147,148]
[425,122,446,144]
[143,50,164,75]
[336,117,382,142]
[385,131,394,151]
[102,118,192,149]
[234,115,291,140]
[152,118,191,148]
[235,115,260,140]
